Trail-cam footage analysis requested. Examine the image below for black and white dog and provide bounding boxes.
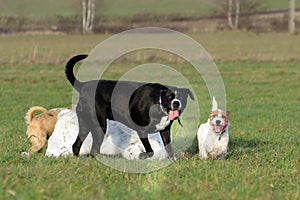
[65,54,194,159]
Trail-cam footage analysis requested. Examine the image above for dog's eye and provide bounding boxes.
[222,115,226,118]
[168,95,174,100]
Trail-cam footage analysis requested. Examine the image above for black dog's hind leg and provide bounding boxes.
[139,137,154,159]
[89,108,108,157]
[89,125,105,157]
[160,125,175,160]
[72,117,90,156]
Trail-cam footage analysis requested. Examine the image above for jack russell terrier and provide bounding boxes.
[197,97,230,160]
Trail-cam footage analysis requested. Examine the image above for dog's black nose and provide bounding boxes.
[216,120,221,125]
[171,99,181,110]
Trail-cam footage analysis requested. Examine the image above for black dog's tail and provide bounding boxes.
[65,54,88,91]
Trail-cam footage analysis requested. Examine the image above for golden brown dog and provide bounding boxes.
[25,106,65,153]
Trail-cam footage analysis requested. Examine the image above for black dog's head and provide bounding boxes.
[159,88,179,120]
[159,87,194,121]
[129,83,194,130]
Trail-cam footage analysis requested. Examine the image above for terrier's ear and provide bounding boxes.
[209,111,217,121]
[209,111,213,120]
[212,96,218,111]
[225,111,230,122]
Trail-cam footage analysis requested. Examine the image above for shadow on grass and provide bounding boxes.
[182,136,269,159]
[228,137,269,158]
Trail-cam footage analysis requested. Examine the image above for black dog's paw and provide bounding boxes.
[90,150,100,158]
[168,155,177,162]
[139,152,154,159]
[79,154,90,159]
[72,145,80,156]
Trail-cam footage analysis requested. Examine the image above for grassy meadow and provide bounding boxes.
[0,32,299,199]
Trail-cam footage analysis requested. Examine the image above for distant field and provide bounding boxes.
[1,0,299,33]
[1,32,300,66]
[0,0,299,18]
[0,32,299,199]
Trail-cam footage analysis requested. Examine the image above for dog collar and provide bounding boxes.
[218,129,226,141]
[212,122,227,140]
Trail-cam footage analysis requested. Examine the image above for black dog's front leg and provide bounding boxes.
[139,137,154,159]
[160,125,175,160]
[72,136,83,156]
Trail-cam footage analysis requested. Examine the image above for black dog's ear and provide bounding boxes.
[185,88,194,100]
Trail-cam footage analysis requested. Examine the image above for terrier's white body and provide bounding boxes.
[197,97,230,160]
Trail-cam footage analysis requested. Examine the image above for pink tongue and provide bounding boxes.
[215,126,222,132]
[214,123,227,132]
[168,110,179,120]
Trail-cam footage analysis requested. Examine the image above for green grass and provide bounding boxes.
[0,32,299,199]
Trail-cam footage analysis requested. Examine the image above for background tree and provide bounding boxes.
[228,0,240,30]
[289,0,295,34]
[217,0,262,30]
[82,0,95,34]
